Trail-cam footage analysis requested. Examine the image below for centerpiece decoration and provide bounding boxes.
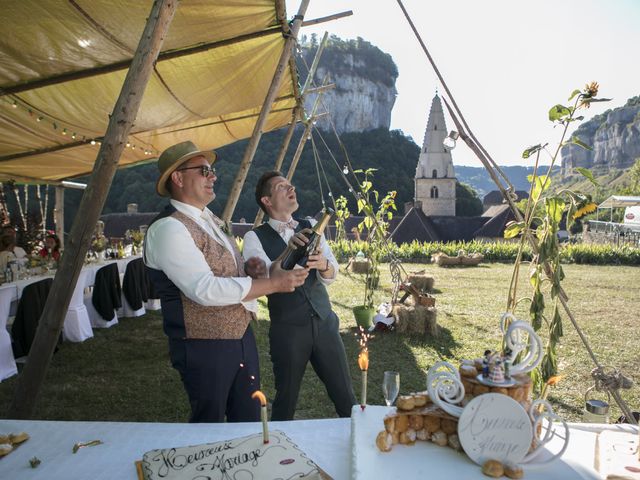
[126,229,144,255]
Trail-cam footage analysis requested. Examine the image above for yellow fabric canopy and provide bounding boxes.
[0,0,300,183]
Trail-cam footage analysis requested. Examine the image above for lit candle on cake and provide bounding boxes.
[358,349,369,410]
[251,390,269,444]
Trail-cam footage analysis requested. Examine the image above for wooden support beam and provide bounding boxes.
[7,0,178,419]
[302,10,353,27]
[222,0,311,223]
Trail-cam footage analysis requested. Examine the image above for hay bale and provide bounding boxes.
[392,304,438,337]
[349,258,371,274]
[407,273,435,292]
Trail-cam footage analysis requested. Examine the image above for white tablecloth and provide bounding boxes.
[0,418,350,479]
[0,415,637,479]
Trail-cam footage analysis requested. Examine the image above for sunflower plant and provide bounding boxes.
[503,82,609,391]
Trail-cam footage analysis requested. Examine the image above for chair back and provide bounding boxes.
[122,258,152,310]
[92,263,122,321]
[11,278,53,357]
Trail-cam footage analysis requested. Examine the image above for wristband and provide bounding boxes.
[320,259,330,273]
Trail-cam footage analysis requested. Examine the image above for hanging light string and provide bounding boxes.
[2,94,158,156]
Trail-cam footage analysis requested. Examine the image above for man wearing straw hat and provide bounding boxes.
[144,141,308,423]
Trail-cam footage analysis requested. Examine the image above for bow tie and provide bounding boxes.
[277,219,298,234]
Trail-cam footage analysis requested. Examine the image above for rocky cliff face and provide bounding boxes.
[561,96,640,175]
[299,36,398,134]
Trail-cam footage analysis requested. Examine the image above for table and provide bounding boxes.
[0,256,143,382]
[0,415,637,479]
[0,418,350,479]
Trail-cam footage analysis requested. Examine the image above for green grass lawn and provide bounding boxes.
[1,263,638,423]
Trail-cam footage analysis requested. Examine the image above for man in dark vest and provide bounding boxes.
[243,171,356,420]
[144,143,308,423]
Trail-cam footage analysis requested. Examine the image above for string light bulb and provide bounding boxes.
[37,116,43,122]
[12,101,18,108]
[343,165,349,175]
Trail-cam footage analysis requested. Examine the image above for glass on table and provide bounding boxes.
[382,371,400,407]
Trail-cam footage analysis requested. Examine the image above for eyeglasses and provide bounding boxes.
[177,165,216,177]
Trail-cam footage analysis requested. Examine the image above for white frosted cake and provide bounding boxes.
[141,430,324,480]
[351,406,600,480]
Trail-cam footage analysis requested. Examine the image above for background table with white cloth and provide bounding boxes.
[0,256,143,382]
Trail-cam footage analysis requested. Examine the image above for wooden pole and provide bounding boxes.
[222,0,311,223]
[8,0,178,419]
[54,186,64,249]
[252,32,330,227]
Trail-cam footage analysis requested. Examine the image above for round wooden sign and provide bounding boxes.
[457,393,533,465]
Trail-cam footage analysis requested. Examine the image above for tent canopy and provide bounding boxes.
[0,0,300,184]
[597,195,640,209]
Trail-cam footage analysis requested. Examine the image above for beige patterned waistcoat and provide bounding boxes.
[172,211,253,339]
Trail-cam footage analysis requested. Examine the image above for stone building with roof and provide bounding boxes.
[389,94,519,244]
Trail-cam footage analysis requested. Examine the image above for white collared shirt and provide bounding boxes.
[144,199,256,312]
[243,216,338,285]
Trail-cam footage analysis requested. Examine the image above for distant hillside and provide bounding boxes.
[455,165,560,200]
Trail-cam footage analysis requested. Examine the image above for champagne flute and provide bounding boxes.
[382,371,400,406]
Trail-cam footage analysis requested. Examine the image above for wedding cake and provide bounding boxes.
[141,430,324,480]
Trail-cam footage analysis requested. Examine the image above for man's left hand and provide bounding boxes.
[245,256,267,279]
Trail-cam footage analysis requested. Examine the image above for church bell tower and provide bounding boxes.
[415,94,456,216]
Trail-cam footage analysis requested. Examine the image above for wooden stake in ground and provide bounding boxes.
[222,0,311,224]
[8,0,178,419]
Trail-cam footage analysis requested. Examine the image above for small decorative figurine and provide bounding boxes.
[489,355,505,384]
[503,348,513,380]
[482,349,492,378]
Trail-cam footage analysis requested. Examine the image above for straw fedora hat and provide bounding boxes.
[155,141,217,197]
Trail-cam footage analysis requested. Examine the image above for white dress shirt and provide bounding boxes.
[243,217,338,286]
[144,199,256,312]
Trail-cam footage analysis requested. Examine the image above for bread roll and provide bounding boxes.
[397,395,415,411]
[482,459,504,478]
[376,431,393,452]
[504,462,524,479]
[409,414,424,430]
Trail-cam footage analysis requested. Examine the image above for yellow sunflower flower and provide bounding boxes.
[572,202,597,219]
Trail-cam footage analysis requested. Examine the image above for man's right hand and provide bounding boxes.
[270,260,308,292]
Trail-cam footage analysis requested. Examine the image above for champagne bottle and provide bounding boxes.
[280,208,334,270]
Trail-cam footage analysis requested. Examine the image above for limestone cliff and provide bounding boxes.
[561,96,640,175]
[298,35,398,134]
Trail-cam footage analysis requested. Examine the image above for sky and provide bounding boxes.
[285,0,640,167]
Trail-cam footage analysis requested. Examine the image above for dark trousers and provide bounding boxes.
[169,327,260,423]
[269,311,356,420]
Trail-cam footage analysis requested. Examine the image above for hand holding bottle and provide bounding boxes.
[244,256,267,279]
[287,228,313,248]
[271,261,308,291]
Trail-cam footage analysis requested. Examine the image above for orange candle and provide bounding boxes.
[251,390,269,444]
[358,349,369,410]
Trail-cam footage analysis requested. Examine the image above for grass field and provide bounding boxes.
[1,262,638,423]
